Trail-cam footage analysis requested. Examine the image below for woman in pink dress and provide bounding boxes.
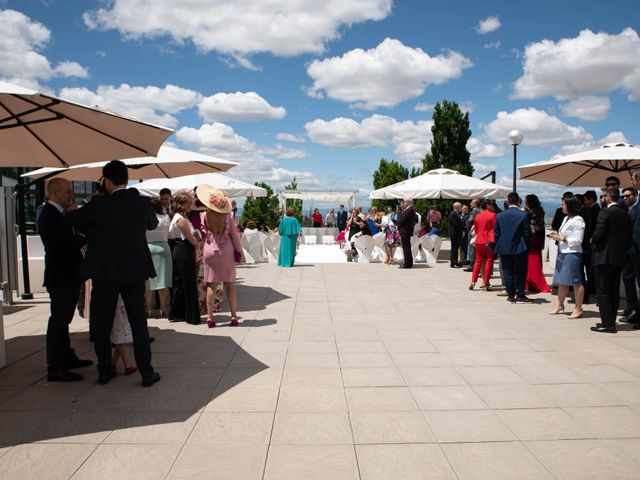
[196,185,242,328]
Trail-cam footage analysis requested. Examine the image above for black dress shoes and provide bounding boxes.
[515,296,535,303]
[398,265,412,269]
[67,358,93,369]
[142,372,161,388]
[47,370,83,382]
[590,325,617,333]
[507,296,516,303]
[98,369,117,385]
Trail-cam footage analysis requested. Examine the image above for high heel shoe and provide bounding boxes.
[124,366,137,376]
[207,317,216,328]
[230,316,239,327]
[568,309,583,319]
[549,305,565,315]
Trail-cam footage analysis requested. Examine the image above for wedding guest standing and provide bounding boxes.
[196,185,242,328]
[312,208,323,227]
[448,202,465,268]
[336,205,348,232]
[494,192,532,303]
[278,207,302,267]
[547,195,585,318]
[39,178,92,382]
[397,199,417,269]
[325,208,336,228]
[65,160,159,387]
[590,187,632,333]
[469,200,496,291]
[169,191,201,325]
[524,194,551,294]
[145,197,172,318]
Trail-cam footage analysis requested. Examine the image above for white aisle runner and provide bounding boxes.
[294,244,347,264]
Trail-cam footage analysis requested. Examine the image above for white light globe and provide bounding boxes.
[508,129,524,145]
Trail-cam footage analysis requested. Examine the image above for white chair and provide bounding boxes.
[263,234,280,263]
[304,235,317,245]
[410,236,422,262]
[322,235,335,245]
[371,232,387,262]
[420,235,437,265]
[430,235,442,262]
[245,232,265,262]
[240,236,255,264]
[354,235,377,263]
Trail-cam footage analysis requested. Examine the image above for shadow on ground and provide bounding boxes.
[0,324,272,446]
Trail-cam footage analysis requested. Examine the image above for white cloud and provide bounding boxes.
[476,16,501,34]
[559,95,611,121]
[0,9,88,85]
[306,38,473,109]
[459,100,475,113]
[83,0,392,67]
[472,162,498,175]
[513,28,640,101]
[304,114,433,163]
[414,102,435,112]
[176,123,316,188]
[198,92,286,122]
[59,84,201,128]
[483,41,501,49]
[484,108,592,148]
[276,133,305,143]
[467,138,506,159]
[558,131,629,155]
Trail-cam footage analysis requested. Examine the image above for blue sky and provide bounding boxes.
[2,0,639,208]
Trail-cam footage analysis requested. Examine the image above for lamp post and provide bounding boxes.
[508,129,524,193]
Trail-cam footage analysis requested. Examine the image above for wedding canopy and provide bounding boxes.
[21,146,238,181]
[278,190,357,208]
[518,142,640,187]
[0,81,173,168]
[135,172,266,198]
[369,168,510,200]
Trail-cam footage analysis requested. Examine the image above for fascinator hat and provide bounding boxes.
[195,184,232,214]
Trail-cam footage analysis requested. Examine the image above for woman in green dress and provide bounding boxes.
[278,207,302,267]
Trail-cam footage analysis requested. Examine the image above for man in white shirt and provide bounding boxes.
[159,188,172,215]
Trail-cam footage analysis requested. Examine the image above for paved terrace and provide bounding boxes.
[1,257,640,479]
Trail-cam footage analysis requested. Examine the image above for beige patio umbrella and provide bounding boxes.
[518,142,640,187]
[0,81,173,168]
[22,146,238,181]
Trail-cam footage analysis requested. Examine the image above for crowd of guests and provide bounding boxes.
[449,173,639,334]
[38,160,244,387]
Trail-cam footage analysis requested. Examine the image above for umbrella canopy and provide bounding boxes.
[518,142,640,187]
[0,81,173,168]
[369,168,511,200]
[21,146,238,181]
[134,172,266,198]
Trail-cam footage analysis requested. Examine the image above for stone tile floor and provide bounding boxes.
[1,259,640,479]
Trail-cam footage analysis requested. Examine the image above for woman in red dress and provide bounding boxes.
[525,194,551,293]
[312,208,323,227]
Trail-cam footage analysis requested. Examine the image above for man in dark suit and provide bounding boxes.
[396,199,417,269]
[66,160,160,386]
[448,202,464,268]
[590,187,632,333]
[336,205,348,232]
[39,178,93,382]
[621,187,639,323]
[493,192,532,303]
[579,190,599,302]
[630,172,640,327]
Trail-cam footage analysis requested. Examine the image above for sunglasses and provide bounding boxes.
[605,183,618,187]
[623,194,634,198]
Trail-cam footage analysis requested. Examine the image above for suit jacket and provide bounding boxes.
[448,210,464,239]
[493,206,531,256]
[591,204,632,267]
[551,207,566,232]
[473,210,496,245]
[65,189,159,283]
[38,203,85,289]
[336,210,348,228]
[396,205,417,236]
[629,203,640,250]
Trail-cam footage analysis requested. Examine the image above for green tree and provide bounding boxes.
[284,177,303,220]
[371,157,409,211]
[241,182,280,229]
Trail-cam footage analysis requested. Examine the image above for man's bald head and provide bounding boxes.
[47,178,73,206]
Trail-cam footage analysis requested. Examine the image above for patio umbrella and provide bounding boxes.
[0,81,173,168]
[369,168,511,200]
[22,146,238,182]
[0,81,173,299]
[134,172,266,198]
[518,142,640,187]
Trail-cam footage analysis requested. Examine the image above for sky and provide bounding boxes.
[2,0,639,210]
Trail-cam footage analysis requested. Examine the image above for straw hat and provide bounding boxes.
[195,184,232,214]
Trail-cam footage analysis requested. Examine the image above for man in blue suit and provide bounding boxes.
[494,192,532,303]
[336,205,348,232]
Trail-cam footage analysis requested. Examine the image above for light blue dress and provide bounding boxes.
[278,216,301,267]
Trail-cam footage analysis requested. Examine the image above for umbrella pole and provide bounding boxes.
[15,171,33,300]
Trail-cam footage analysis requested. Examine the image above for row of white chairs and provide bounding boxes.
[352,233,442,265]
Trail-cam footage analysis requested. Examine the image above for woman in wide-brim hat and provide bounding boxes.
[195,184,242,328]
